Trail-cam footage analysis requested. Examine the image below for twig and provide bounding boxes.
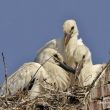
[1,52,8,95]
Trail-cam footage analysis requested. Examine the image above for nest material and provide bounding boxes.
[0,85,87,110]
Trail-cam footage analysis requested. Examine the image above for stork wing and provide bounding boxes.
[0,62,45,96]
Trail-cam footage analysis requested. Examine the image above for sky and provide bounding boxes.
[0,0,110,83]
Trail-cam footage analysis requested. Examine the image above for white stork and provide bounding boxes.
[0,48,75,99]
[76,40,104,87]
[36,48,75,91]
[31,48,76,98]
[62,19,105,87]
[72,40,94,86]
[62,19,81,86]
[63,19,79,68]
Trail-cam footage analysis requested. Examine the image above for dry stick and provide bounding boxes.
[85,60,110,101]
[1,52,9,107]
[1,53,8,94]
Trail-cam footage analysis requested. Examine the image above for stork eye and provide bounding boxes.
[53,54,58,58]
[53,54,60,61]
[71,26,74,30]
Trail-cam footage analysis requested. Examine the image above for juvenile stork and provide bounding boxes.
[35,48,75,91]
[32,48,76,98]
[70,36,105,87]
[0,48,75,99]
[63,19,79,68]
[63,19,105,86]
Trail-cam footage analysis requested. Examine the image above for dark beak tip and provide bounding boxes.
[59,62,76,74]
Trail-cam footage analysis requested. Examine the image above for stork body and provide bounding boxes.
[36,48,72,91]
[79,62,105,86]
[74,39,105,86]
[63,19,79,68]
[62,19,81,86]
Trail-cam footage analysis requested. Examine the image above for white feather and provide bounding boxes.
[63,19,79,67]
[36,48,70,91]
[0,62,48,98]
[0,47,71,99]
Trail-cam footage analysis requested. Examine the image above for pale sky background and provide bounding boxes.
[0,0,110,83]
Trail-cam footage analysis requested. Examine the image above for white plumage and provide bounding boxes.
[63,19,105,87]
[72,38,105,87]
[0,18,106,101]
[73,41,93,86]
[0,48,73,99]
[34,20,79,67]
[0,62,48,99]
[36,48,71,91]
[62,19,81,86]
[79,62,105,87]
[34,19,105,88]
[73,38,92,66]
[34,20,79,65]
[34,38,65,62]
[63,19,79,68]
[62,19,105,87]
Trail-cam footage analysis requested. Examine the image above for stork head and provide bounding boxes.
[38,48,76,74]
[48,48,64,64]
[63,19,79,46]
[39,48,64,64]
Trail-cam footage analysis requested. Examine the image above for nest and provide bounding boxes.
[0,85,87,110]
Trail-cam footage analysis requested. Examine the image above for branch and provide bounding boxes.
[1,52,8,95]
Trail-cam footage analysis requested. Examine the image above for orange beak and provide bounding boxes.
[64,33,71,46]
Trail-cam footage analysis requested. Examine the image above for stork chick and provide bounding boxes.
[36,48,76,91]
[63,19,79,68]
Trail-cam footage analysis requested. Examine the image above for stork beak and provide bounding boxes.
[58,61,75,74]
[64,33,71,46]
